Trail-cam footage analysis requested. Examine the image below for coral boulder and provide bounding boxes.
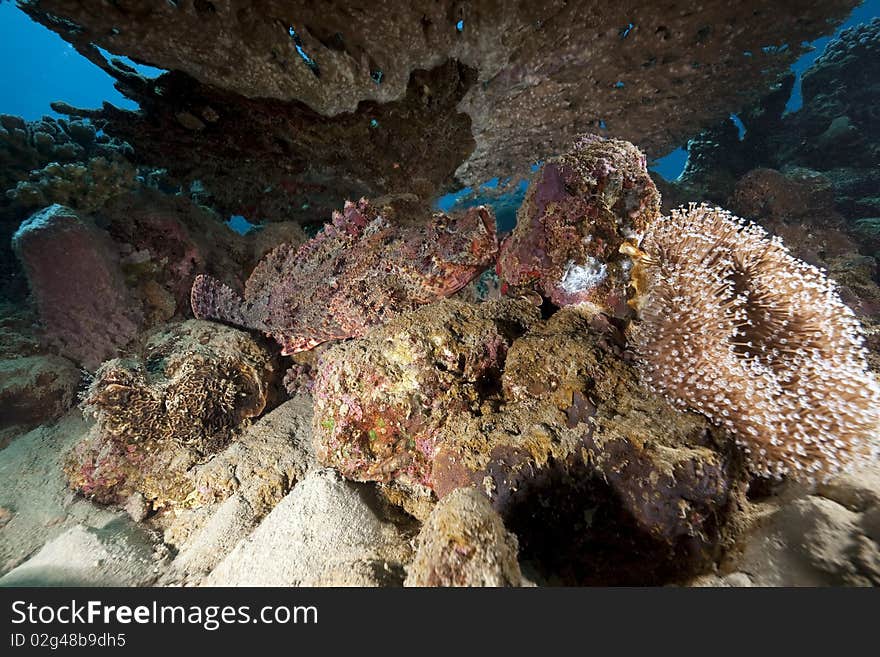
[497,135,660,314]
[66,320,277,508]
[12,204,142,369]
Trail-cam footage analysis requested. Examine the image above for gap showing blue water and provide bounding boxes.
[1,0,877,201]
[649,0,879,181]
[0,2,165,120]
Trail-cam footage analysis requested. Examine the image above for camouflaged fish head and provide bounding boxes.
[191,198,498,354]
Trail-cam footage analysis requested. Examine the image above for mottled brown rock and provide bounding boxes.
[314,299,747,584]
[313,299,539,486]
[434,308,747,584]
[0,354,81,447]
[405,487,522,587]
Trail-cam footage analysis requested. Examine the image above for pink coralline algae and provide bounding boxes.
[192,198,498,355]
[496,134,661,315]
[12,204,142,370]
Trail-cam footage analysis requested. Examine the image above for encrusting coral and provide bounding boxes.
[12,204,142,369]
[313,300,744,584]
[404,487,523,587]
[496,134,660,314]
[192,198,498,356]
[65,320,277,508]
[628,203,880,482]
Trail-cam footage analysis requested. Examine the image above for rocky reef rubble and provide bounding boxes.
[405,487,523,587]
[64,320,279,511]
[497,135,660,313]
[313,299,747,584]
[692,464,880,586]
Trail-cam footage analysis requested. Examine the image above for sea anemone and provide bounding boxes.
[628,203,880,482]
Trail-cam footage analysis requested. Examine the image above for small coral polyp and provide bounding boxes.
[630,203,880,482]
[497,134,660,314]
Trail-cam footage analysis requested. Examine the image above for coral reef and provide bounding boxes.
[66,320,277,507]
[405,487,523,587]
[192,198,498,356]
[7,156,138,213]
[22,1,858,215]
[0,113,128,196]
[313,299,538,486]
[0,113,132,298]
[629,204,880,482]
[671,18,880,232]
[496,134,660,313]
[12,204,142,369]
[3,2,879,590]
[315,300,745,584]
[51,62,476,225]
[786,18,880,170]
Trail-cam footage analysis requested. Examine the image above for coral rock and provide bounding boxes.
[433,307,744,584]
[66,320,276,508]
[192,198,498,355]
[405,487,522,587]
[7,156,137,213]
[0,353,81,447]
[12,204,142,369]
[315,300,744,584]
[497,134,660,314]
[313,299,538,486]
[23,0,860,212]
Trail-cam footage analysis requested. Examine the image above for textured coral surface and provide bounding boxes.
[314,300,746,583]
[67,320,277,508]
[497,134,660,313]
[405,487,522,587]
[20,0,858,217]
[12,204,142,369]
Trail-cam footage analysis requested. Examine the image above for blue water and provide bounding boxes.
[650,0,880,181]
[650,148,688,182]
[1,0,877,192]
[784,0,880,113]
[0,2,164,120]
